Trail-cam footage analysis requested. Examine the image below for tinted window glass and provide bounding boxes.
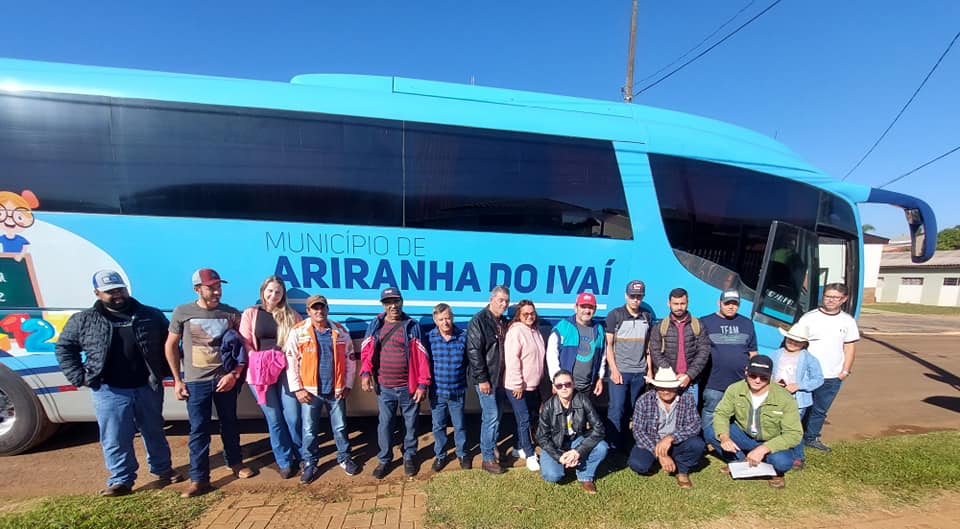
[0,93,404,226]
[404,123,631,239]
[0,94,118,213]
[1,92,629,238]
[650,154,836,292]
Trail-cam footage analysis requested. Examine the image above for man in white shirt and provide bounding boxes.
[796,283,859,452]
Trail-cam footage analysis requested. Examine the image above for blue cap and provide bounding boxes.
[92,270,127,292]
[380,287,402,302]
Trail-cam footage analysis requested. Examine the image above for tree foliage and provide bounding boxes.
[936,225,960,250]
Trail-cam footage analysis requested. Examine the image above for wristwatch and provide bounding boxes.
[841,370,851,376]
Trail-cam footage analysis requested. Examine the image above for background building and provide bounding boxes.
[876,249,960,306]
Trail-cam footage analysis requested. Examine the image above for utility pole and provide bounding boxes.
[623,0,639,102]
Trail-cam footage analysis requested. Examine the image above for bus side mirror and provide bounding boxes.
[904,208,926,260]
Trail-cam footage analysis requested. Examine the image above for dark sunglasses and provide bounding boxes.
[554,381,574,389]
[747,373,770,381]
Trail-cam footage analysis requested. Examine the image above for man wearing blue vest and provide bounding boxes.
[546,292,606,397]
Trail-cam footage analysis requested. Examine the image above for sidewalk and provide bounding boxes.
[193,482,426,529]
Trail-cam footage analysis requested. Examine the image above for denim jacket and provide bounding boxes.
[767,347,824,409]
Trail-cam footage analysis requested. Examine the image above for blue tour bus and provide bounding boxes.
[0,58,936,455]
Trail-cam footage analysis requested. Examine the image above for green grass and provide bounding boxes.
[425,431,960,529]
[865,303,960,315]
[0,490,220,529]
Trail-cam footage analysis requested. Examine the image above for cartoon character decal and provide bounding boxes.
[0,189,38,262]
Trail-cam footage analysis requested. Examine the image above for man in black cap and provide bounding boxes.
[55,269,183,497]
[604,279,654,451]
[360,287,431,479]
[712,355,802,488]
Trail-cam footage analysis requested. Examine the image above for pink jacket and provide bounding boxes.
[246,349,287,404]
[503,322,545,391]
[240,306,303,404]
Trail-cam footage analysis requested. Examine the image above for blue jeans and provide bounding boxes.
[722,423,793,474]
[250,376,301,470]
[791,407,808,461]
[700,387,726,455]
[91,384,174,487]
[540,436,609,483]
[301,394,351,465]
[506,390,540,457]
[682,381,699,408]
[476,385,504,462]
[605,371,646,449]
[804,377,843,443]
[377,386,419,464]
[430,392,467,459]
[628,435,705,475]
[185,379,242,483]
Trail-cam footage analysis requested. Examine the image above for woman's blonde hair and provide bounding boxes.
[259,275,298,346]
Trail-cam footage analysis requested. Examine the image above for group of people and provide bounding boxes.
[54,268,859,498]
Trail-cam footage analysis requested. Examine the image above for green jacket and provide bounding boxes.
[713,380,803,454]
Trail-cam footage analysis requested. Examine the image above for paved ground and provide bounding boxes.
[1,310,958,528]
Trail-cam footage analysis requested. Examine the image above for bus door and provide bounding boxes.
[752,221,819,327]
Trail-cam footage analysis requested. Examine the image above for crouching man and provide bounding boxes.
[713,355,802,488]
[628,367,704,489]
[535,370,608,493]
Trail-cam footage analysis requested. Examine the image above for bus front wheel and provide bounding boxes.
[0,363,59,456]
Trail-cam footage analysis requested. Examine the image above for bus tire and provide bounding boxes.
[0,363,59,456]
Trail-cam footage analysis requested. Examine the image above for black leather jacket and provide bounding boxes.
[55,299,171,390]
[465,306,507,388]
[536,392,606,461]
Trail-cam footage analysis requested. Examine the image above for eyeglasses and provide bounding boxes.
[0,207,35,228]
[628,295,644,300]
[747,373,770,381]
[309,303,328,310]
[519,310,536,317]
[823,295,844,300]
[553,381,574,390]
[382,299,402,307]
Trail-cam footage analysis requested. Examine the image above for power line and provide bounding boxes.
[636,1,756,85]
[877,144,960,188]
[842,29,960,181]
[633,0,785,97]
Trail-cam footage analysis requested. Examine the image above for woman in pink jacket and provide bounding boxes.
[239,275,302,478]
[504,299,545,471]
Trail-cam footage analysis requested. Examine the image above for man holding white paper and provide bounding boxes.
[713,355,802,489]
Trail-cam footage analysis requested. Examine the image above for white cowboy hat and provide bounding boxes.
[778,324,811,343]
[645,366,683,389]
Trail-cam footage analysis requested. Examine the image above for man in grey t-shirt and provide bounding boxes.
[164,268,253,497]
[604,280,654,450]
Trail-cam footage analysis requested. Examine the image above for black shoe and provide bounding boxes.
[373,463,389,480]
[278,466,297,479]
[156,470,185,485]
[459,456,472,470]
[98,483,132,497]
[404,458,417,476]
[340,458,361,476]
[300,464,320,484]
[804,438,832,452]
[432,457,447,472]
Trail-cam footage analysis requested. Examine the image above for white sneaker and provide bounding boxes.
[525,454,540,472]
[516,448,528,460]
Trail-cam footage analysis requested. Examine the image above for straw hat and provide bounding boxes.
[645,367,683,389]
[778,324,811,342]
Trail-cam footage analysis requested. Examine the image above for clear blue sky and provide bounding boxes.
[2,1,957,239]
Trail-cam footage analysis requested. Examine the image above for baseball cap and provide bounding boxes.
[305,294,328,308]
[625,280,646,296]
[92,269,127,292]
[192,268,227,286]
[380,287,402,302]
[576,292,597,306]
[720,289,741,303]
[746,355,774,378]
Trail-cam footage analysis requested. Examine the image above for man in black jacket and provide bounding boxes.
[466,285,510,474]
[536,369,609,493]
[55,270,183,497]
